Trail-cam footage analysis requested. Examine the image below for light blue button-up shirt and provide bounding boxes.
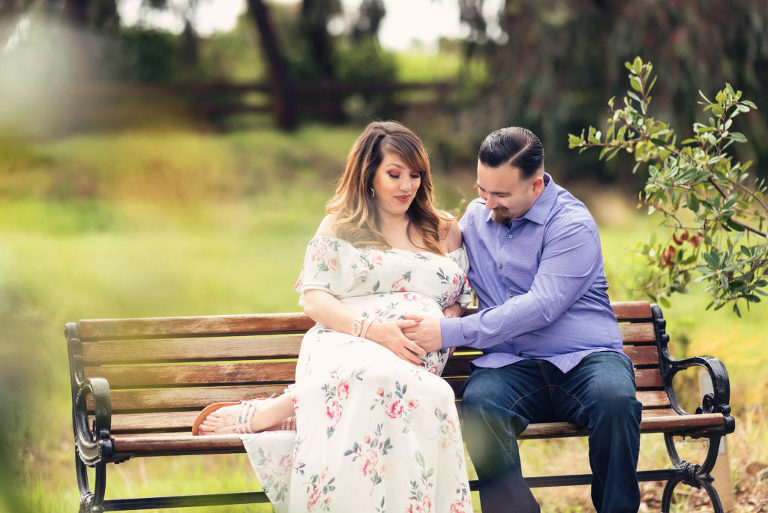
[440,173,625,373]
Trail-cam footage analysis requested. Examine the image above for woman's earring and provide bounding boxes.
[370,187,375,198]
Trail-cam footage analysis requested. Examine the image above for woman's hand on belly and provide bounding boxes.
[366,320,428,366]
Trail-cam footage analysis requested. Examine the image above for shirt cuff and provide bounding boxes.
[440,317,464,349]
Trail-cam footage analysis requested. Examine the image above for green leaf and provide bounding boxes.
[630,76,643,92]
[647,75,657,94]
[687,193,700,213]
[605,147,622,161]
[729,132,747,143]
[567,133,583,148]
[703,252,719,268]
[627,91,642,104]
[659,296,671,308]
[726,219,746,232]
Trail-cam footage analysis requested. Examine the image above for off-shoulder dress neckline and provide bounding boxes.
[312,235,465,257]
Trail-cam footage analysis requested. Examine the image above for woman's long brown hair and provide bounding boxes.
[326,121,447,255]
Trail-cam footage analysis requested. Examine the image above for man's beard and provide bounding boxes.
[491,207,513,225]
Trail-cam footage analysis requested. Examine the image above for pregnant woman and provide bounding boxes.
[194,121,473,513]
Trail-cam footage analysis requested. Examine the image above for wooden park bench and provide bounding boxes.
[67,300,735,513]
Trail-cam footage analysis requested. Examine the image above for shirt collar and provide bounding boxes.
[483,172,556,226]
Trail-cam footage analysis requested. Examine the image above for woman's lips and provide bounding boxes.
[395,195,411,202]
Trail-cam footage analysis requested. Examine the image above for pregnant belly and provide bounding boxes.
[341,292,444,321]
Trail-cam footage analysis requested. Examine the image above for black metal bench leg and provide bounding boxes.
[76,450,107,513]
[660,476,682,513]
[661,432,725,513]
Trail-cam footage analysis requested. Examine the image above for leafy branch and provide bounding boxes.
[569,57,768,316]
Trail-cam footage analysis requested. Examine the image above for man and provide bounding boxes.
[404,127,641,512]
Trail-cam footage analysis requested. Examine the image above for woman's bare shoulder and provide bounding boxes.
[315,214,338,237]
[438,212,463,252]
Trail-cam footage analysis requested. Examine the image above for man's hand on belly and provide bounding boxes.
[402,315,443,353]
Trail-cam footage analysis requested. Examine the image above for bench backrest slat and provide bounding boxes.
[82,335,305,364]
[78,313,314,341]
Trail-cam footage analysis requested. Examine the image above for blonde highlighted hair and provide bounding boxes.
[326,121,447,254]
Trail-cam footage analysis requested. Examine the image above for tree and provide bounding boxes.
[300,0,343,122]
[569,57,767,316]
[246,0,296,130]
[455,0,768,182]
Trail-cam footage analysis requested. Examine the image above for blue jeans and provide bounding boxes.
[461,351,642,513]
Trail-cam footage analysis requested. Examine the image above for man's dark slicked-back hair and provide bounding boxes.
[478,127,544,179]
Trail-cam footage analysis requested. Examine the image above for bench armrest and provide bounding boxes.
[651,304,735,435]
[74,377,115,466]
[666,354,731,414]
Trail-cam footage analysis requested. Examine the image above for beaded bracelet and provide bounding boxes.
[360,318,380,339]
[351,317,364,337]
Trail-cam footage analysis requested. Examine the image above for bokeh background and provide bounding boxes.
[1,1,767,511]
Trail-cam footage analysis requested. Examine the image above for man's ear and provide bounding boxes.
[532,175,545,194]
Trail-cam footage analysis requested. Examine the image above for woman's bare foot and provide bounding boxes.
[195,394,296,435]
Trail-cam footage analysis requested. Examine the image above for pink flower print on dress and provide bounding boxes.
[435,408,460,449]
[308,489,321,508]
[421,495,433,513]
[344,423,392,491]
[390,271,412,292]
[337,381,350,401]
[386,400,404,419]
[322,368,364,438]
[326,400,342,424]
[361,448,379,477]
[305,465,335,512]
[450,500,468,513]
[407,452,436,513]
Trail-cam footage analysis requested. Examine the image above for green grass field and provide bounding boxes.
[1,126,765,512]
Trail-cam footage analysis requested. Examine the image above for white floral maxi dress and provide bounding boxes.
[241,236,474,513]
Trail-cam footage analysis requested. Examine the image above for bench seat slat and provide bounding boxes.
[104,404,683,434]
[82,336,304,364]
[99,377,669,412]
[109,412,724,454]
